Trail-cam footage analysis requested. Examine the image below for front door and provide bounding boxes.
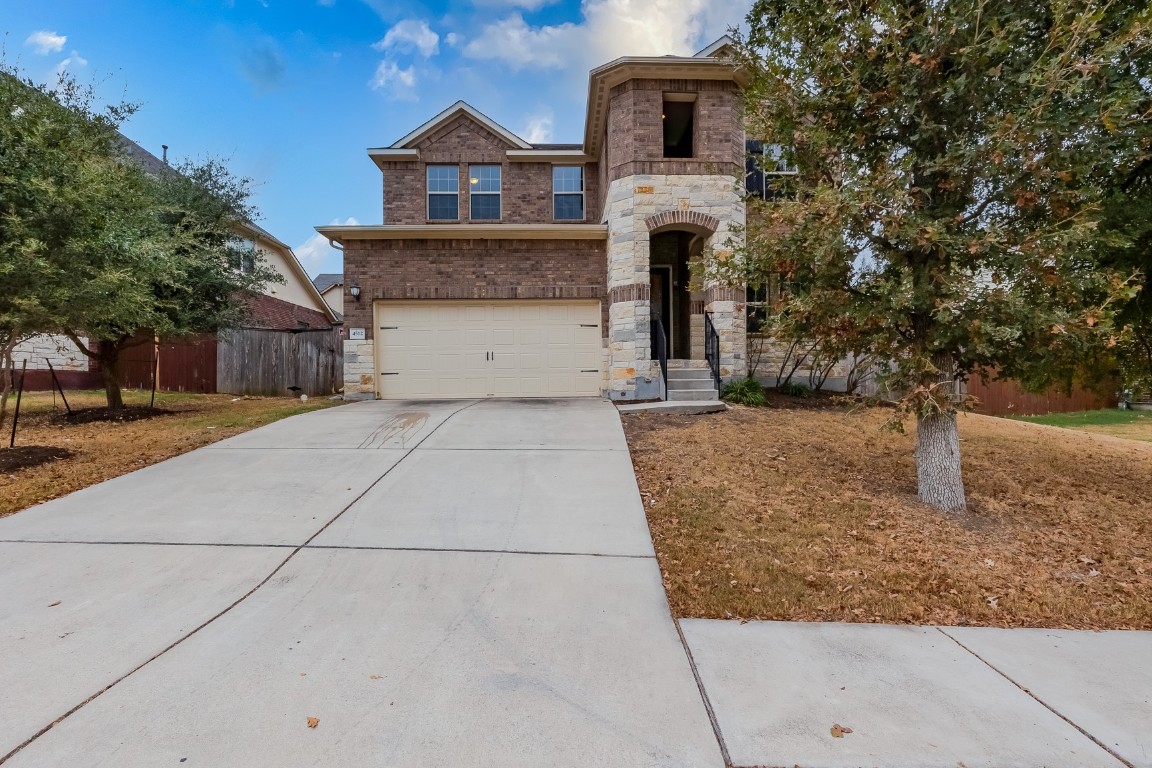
[650,266,673,358]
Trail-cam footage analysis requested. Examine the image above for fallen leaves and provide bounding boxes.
[623,406,1152,630]
[306,717,320,729]
[831,724,854,738]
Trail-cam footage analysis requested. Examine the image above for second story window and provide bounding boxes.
[746,141,798,201]
[427,165,459,220]
[662,94,696,158]
[553,166,584,221]
[468,165,501,221]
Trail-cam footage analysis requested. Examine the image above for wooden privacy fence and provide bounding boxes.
[120,335,218,394]
[216,327,343,397]
[965,374,1114,416]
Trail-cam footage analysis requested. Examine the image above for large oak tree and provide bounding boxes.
[710,0,1151,512]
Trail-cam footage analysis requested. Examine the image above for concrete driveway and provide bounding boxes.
[0,399,723,767]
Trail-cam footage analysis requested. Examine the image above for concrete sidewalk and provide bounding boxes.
[682,619,1152,768]
[0,398,722,767]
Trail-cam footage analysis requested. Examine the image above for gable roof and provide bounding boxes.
[312,273,343,293]
[694,35,736,58]
[382,100,532,151]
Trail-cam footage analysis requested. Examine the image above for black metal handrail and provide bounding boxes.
[650,316,669,399]
[704,311,721,391]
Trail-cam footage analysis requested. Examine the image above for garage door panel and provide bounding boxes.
[373,300,601,400]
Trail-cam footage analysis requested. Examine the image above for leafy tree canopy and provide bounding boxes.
[710,0,1151,511]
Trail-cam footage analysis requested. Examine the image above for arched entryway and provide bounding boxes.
[644,211,717,360]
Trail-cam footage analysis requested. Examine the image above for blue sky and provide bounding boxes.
[3,0,748,278]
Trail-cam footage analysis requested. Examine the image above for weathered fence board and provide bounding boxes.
[216,328,343,397]
[120,335,218,393]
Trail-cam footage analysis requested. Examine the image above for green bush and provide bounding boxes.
[722,377,768,407]
[777,382,814,398]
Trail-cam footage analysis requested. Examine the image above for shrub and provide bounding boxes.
[722,377,768,407]
[778,382,814,398]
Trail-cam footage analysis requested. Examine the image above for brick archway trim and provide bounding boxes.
[644,210,720,236]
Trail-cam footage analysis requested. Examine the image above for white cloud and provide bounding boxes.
[25,30,67,55]
[55,50,89,79]
[521,109,554,143]
[295,217,358,271]
[371,60,418,93]
[471,0,559,10]
[444,32,461,47]
[463,0,747,72]
[373,19,439,58]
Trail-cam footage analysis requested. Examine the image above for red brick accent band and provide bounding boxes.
[644,209,720,235]
[705,286,740,304]
[608,283,651,303]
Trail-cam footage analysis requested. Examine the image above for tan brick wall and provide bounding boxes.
[377,115,600,225]
[605,79,742,183]
[342,238,608,341]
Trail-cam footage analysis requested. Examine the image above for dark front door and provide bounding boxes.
[651,266,673,358]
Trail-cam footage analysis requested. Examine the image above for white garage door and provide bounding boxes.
[373,300,602,399]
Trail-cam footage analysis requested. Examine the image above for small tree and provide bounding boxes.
[55,157,279,410]
[2,66,278,411]
[709,1,1150,512]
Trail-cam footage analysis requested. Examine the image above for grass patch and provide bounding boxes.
[1013,408,1152,442]
[623,405,1152,629]
[0,389,344,517]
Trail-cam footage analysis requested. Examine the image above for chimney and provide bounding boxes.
[162,145,168,164]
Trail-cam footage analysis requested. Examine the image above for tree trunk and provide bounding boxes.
[0,338,16,434]
[98,340,125,410]
[915,410,967,513]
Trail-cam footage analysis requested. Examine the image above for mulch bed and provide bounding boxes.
[0,446,74,473]
[61,406,173,424]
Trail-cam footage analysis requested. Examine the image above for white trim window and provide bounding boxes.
[553,166,584,221]
[427,165,460,220]
[468,165,501,221]
[745,141,798,201]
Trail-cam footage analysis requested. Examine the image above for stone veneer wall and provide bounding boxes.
[13,334,90,371]
[604,174,746,399]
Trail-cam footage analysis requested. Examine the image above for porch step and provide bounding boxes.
[665,359,710,370]
[667,377,717,391]
[666,367,715,382]
[669,387,719,401]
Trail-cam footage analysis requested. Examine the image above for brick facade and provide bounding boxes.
[377,116,600,226]
[342,238,607,340]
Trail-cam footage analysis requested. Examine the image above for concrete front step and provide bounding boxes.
[669,388,719,401]
[618,400,727,415]
[667,368,715,382]
[668,378,718,390]
[665,359,710,370]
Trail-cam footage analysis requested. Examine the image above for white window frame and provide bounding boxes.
[427,165,460,221]
[468,165,501,221]
[748,143,798,201]
[552,166,585,221]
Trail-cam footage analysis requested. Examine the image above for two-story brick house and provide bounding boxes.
[317,37,748,401]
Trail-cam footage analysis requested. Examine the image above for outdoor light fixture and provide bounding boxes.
[349,284,361,301]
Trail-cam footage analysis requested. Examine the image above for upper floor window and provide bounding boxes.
[553,166,585,221]
[468,165,501,221]
[745,141,798,201]
[427,165,459,220]
[229,237,256,274]
[663,94,696,158]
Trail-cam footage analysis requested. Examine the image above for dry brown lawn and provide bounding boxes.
[623,402,1152,630]
[0,390,343,518]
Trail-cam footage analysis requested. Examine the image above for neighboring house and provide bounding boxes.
[15,137,340,393]
[318,37,748,401]
[312,273,345,318]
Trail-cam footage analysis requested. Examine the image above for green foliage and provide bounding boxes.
[1015,408,1151,428]
[722,376,768,406]
[0,65,279,409]
[711,1,1150,410]
[777,382,814,399]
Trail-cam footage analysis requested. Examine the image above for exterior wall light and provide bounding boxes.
[349,284,361,301]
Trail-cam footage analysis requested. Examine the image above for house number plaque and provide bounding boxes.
[349,328,366,340]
